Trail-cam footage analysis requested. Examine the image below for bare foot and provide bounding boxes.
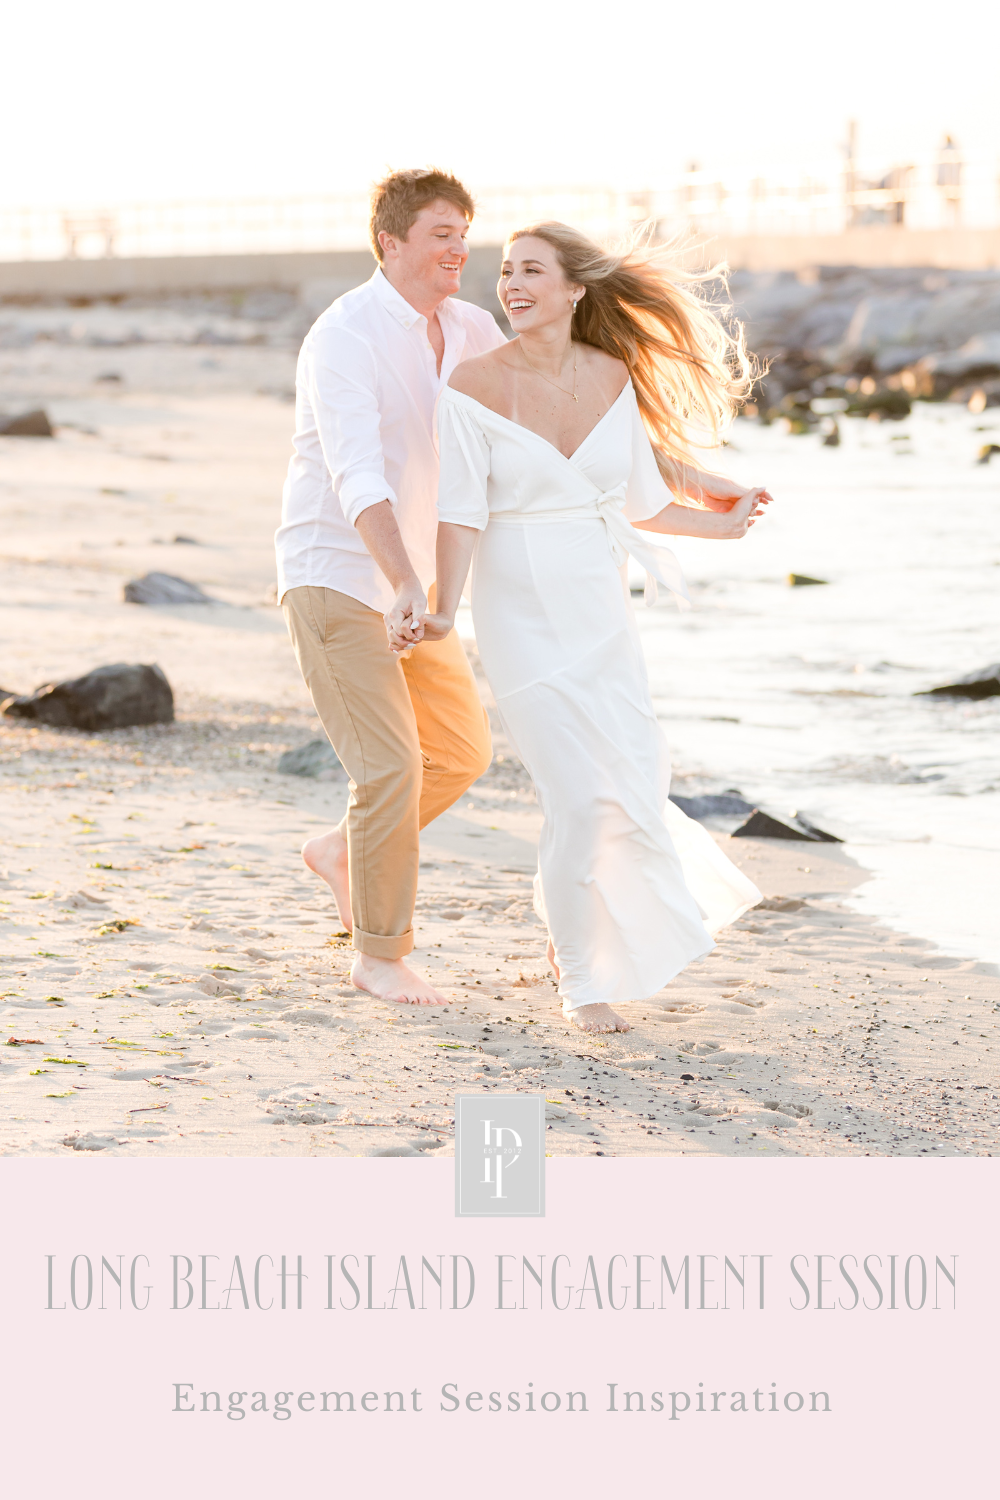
[350,953,449,1006]
[302,828,351,932]
[564,1002,630,1033]
[547,938,560,982]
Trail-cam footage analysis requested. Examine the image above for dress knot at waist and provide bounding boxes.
[486,484,690,609]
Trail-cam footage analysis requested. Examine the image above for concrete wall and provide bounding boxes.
[713,227,1000,273]
[0,248,379,301]
[1,228,999,301]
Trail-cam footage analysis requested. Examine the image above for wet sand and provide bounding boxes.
[1,348,997,1158]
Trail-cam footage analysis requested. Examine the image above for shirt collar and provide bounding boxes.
[371,266,461,333]
[370,266,427,331]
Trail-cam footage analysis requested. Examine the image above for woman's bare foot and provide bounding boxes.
[564,1002,630,1033]
[301,828,351,932]
[350,954,448,1006]
[547,938,560,982]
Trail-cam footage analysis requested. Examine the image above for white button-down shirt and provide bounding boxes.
[275,268,506,612]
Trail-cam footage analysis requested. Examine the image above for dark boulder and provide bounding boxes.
[843,388,911,420]
[670,793,755,820]
[277,738,345,779]
[0,408,54,437]
[731,809,841,842]
[2,663,174,730]
[123,572,214,605]
[917,664,1000,700]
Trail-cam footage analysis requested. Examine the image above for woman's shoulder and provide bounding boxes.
[447,347,511,404]
[578,342,631,401]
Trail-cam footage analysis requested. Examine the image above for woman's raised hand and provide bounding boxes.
[694,474,775,514]
[712,486,770,539]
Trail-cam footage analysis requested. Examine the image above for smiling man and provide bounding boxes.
[275,168,505,1004]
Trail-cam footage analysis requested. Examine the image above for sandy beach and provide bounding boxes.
[1,343,997,1158]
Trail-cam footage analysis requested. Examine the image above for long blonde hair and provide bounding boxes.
[507,221,756,475]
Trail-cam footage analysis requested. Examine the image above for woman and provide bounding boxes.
[395,223,770,1033]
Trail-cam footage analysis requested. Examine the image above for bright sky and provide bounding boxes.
[3,0,999,208]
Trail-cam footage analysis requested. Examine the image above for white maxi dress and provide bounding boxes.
[436,381,760,1011]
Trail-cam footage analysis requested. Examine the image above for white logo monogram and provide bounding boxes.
[455,1096,544,1216]
[481,1121,522,1199]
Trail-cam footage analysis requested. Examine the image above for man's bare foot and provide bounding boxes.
[350,953,448,1006]
[563,1002,630,1033]
[301,828,351,932]
[547,938,560,982]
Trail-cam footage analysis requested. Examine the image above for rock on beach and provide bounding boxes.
[123,572,215,605]
[917,664,1000,700]
[277,738,345,779]
[2,663,174,730]
[670,793,755,820]
[0,407,53,437]
[731,809,841,842]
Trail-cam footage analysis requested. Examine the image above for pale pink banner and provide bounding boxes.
[2,1158,994,1498]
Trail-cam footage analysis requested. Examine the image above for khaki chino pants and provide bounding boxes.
[283,586,491,958]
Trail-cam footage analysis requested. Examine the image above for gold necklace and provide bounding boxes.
[519,341,578,402]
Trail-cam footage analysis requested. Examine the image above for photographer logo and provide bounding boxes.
[454,1094,545,1217]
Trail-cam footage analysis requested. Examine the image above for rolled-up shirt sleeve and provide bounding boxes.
[436,392,491,529]
[307,326,397,526]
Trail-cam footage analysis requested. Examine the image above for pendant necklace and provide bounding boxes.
[519,341,578,402]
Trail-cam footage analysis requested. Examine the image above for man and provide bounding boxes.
[275,168,505,1004]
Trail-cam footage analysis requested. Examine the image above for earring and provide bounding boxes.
[572,299,578,313]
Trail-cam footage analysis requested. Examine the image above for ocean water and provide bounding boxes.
[632,401,1000,965]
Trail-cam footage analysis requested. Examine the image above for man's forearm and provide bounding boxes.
[355,500,420,590]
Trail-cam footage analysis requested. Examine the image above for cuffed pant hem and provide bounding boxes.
[353,925,414,960]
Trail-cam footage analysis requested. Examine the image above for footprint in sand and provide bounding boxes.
[721,991,767,1008]
[685,1099,737,1118]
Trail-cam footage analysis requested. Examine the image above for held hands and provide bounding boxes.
[417,612,454,643]
[385,579,427,655]
[385,579,456,654]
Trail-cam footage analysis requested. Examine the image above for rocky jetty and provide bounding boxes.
[727,267,1000,424]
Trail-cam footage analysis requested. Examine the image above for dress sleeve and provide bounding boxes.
[436,393,491,530]
[623,387,675,522]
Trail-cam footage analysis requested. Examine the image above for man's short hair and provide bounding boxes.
[369,168,475,262]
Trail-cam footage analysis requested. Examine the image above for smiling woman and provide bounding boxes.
[496,223,756,473]
[401,222,771,1035]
